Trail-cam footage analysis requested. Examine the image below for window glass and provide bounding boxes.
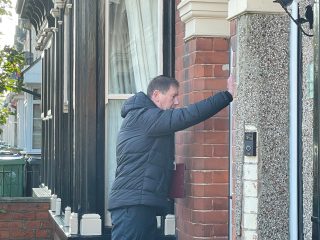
[32,103,41,149]
[108,0,158,94]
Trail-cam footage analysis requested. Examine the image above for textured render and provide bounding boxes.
[235,14,290,239]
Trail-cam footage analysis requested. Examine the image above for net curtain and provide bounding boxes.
[108,0,158,94]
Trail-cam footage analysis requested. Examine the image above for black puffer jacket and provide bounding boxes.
[108,91,232,211]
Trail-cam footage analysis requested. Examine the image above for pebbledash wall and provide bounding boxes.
[228,0,313,240]
[175,0,314,239]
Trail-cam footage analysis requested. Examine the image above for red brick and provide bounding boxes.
[212,171,228,183]
[189,157,228,170]
[175,133,182,144]
[0,204,9,211]
[176,44,184,58]
[10,229,35,238]
[0,222,9,229]
[0,213,9,221]
[176,32,185,47]
[203,118,214,130]
[214,118,229,131]
[25,220,41,229]
[213,145,229,157]
[191,198,213,210]
[214,224,228,236]
[191,210,228,224]
[212,78,228,90]
[213,64,229,77]
[188,65,195,79]
[189,171,213,184]
[188,52,197,65]
[4,203,49,212]
[204,184,228,197]
[192,78,227,91]
[175,144,184,157]
[192,78,206,90]
[8,221,23,229]
[213,38,229,51]
[204,132,228,144]
[193,65,205,78]
[180,131,194,144]
[184,221,214,237]
[204,65,213,77]
[212,198,229,210]
[195,51,229,64]
[189,184,227,197]
[176,69,184,82]
[193,122,204,131]
[193,132,204,144]
[176,21,185,35]
[181,206,192,222]
[40,220,51,229]
[188,144,213,157]
[188,39,197,53]
[0,230,9,239]
[189,91,208,103]
[10,212,35,220]
[175,57,183,71]
[36,229,51,238]
[196,38,213,51]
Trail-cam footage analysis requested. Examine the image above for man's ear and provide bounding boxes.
[152,90,160,101]
[151,89,161,107]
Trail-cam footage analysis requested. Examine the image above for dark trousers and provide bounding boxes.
[110,205,157,240]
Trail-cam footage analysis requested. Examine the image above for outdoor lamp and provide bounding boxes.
[273,0,314,37]
[276,0,293,7]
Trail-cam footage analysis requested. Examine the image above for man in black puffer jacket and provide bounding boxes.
[108,75,233,240]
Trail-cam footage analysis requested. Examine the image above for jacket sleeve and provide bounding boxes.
[145,91,232,136]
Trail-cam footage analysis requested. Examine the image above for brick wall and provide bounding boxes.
[175,1,230,239]
[0,198,52,240]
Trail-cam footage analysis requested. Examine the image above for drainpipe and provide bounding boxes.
[312,1,320,238]
[297,6,304,240]
[228,45,234,239]
[289,2,299,240]
[228,102,233,239]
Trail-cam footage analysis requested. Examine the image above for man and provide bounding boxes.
[108,75,233,239]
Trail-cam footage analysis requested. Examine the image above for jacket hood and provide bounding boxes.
[121,92,156,118]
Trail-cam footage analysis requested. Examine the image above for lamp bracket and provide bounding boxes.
[273,0,314,37]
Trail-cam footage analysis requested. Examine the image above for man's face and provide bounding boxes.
[152,85,179,110]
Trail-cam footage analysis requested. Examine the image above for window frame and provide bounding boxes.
[26,85,42,154]
[31,91,41,150]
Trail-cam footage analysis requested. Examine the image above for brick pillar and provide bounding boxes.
[175,1,230,239]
